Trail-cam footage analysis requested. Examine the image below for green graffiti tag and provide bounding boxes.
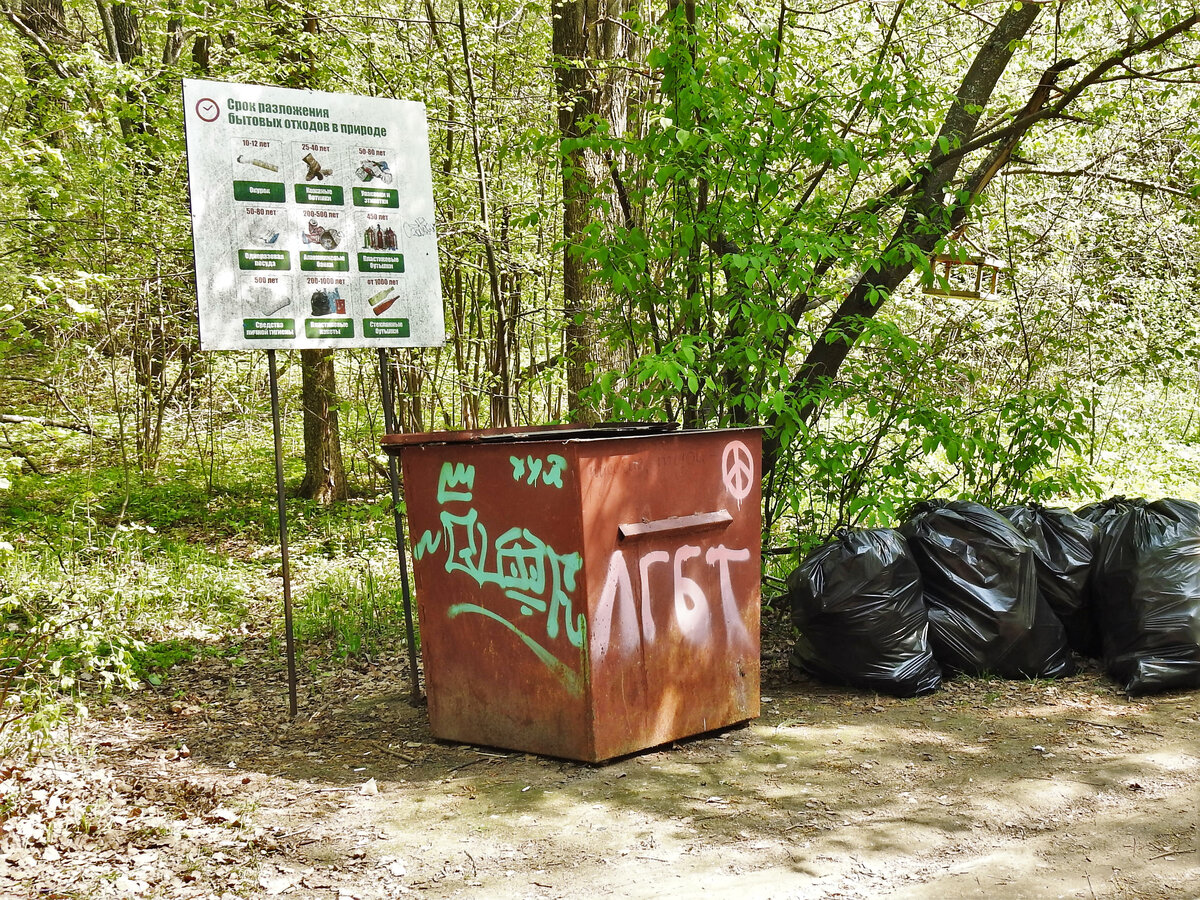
[437,461,475,502]
[508,453,567,489]
[416,460,585,694]
[447,604,583,696]
[413,529,442,558]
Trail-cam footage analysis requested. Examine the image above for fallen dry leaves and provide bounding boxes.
[0,644,422,899]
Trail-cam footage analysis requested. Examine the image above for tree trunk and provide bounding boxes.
[271,3,347,503]
[111,3,142,62]
[192,31,211,74]
[553,0,639,422]
[191,0,213,76]
[18,0,65,261]
[299,348,348,503]
[19,0,65,129]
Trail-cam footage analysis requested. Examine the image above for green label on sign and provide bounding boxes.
[363,318,410,339]
[352,187,399,208]
[233,180,286,203]
[242,318,296,339]
[356,253,405,273]
[299,251,350,272]
[294,184,344,205]
[305,318,355,339]
[238,250,291,270]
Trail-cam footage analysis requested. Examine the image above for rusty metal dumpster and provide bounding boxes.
[382,424,762,762]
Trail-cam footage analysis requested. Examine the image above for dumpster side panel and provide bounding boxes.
[581,430,762,761]
[401,442,596,759]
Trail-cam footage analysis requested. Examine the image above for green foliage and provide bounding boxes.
[0,459,421,751]
[0,555,135,753]
[0,457,20,493]
[568,0,1200,545]
[767,314,1099,540]
[294,559,412,660]
[123,638,245,687]
[124,639,199,686]
[0,470,251,748]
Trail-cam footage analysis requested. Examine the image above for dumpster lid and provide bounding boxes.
[381,421,679,449]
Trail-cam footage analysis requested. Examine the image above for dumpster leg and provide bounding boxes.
[378,349,423,706]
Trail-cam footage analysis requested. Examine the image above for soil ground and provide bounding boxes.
[2,632,1198,900]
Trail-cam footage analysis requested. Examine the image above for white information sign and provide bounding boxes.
[182,79,445,350]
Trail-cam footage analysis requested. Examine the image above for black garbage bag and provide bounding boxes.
[901,500,1074,679]
[1149,497,1200,529]
[787,529,942,697]
[1076,495,1148,530]
[1078,496,1150,637]
[1091,498,1200,695]
[1000,503,1100,657]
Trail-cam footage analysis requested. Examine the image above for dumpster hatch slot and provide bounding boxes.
[618,510,733,540]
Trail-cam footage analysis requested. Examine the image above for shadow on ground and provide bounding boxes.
[4,635,1198,900]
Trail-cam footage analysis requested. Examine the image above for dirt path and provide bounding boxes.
[2,646,1197,900]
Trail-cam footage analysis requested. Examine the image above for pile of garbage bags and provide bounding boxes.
[788,496,1200,697]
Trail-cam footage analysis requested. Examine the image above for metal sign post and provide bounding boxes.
[378,349,422,704]
[267,349,299,718]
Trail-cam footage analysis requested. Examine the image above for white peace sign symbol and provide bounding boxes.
[722,441,755,501]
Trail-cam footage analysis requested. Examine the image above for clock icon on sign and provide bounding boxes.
[195,98,220,122]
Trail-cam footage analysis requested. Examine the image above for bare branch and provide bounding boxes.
[0,414,97,437]
[1007,166,1195,200]
[2,8,69,78]
[927,12,1200,175]
[0,375,88,425]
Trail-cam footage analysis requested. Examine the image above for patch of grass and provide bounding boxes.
[6,541,258,637]
[294,558,416,660]
[0,444,423,753]
[125,639,199,686]
[0,519,264,752]
[124,639,246,687]
[0,464,281,545]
